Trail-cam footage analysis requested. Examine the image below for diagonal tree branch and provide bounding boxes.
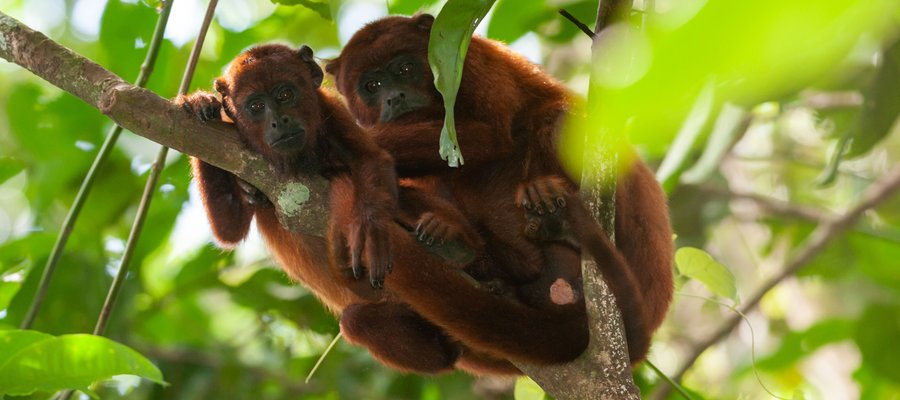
[670,164,900,384]
[0,11,329,236]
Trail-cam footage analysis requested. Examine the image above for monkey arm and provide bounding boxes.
[190,157,255,247]
[373,119,513,175]
[322,97,400,288]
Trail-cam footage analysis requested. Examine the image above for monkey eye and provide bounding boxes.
[398,63,412,76]
[365,80,381,93]
[248,101,265,114]
[276,88,293,103]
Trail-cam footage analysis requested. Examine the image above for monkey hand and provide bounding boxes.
[175,91,222,122]
[517,176,572,241]
[347,211,394,290]
[235,178,271,207]
[516,176,570,215]
[413,212,480,265]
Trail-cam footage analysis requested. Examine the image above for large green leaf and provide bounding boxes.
[0,157,25,184]
[389,0,441,15]
[856,304,900,384]
[270,0,332,20]
[564,0,899,161]
[0,331,164,396]
[487,0,551,43]
[675,247,737,303]
[428,0,496,167]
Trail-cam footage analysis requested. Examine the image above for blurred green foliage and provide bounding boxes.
[0,0,898,399]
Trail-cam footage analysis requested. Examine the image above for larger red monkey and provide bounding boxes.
[326,14,674,364]
[179,44,598,376]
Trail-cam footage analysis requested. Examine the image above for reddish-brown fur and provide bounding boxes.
[327,15,674,364]
[179,44,592,375]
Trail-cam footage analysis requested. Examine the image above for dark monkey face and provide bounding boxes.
[355,54,432,123]
[215,44,324,160]
[240,81,307,154]
[326,14,442,126]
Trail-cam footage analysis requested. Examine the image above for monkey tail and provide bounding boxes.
[567,200,650,364]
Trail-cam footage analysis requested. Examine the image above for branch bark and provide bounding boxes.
[0,11,329,236]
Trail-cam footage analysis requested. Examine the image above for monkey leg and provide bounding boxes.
[340,302,461,374]
[455,348,521,376]
[384,226,590,365]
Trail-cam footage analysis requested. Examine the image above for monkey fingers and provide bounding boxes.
[364,223,394,289]
[348,220,393,289]
[516,176,570,215]
[235,178,271,206]
[175,91,222,122]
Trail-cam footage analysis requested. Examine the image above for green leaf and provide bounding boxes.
[514,376,547,400]
[856,304,900,384]
[487,0,550,43]
[428,0,496,167]
[0,332,164,396]
[0,330,54,362]
[389,0,441,15]
[675,247,737,302]
[271,0,332,20]
[0,157,25,184]
[847,37,900,158]
[0,282,22,311]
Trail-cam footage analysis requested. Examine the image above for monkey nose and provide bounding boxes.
[387,93,406,106]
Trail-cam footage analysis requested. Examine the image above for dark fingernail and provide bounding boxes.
[426,237,435,246]
[352,265,362,279]
[557,197,567,207]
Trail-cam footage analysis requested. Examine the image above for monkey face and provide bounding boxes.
[215,44,324,163]
[238,82,308,155]
[355,54,432,123]
[326,14,440,126]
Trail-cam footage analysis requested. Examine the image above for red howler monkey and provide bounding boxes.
[178,44,591,375]
[326,14,674,363]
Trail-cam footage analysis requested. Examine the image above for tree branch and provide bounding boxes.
[670,164,900,384]
[0,11,329,236]
[513,1,640,399]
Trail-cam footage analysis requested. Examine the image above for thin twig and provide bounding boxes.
[559,9,595,38]
[92,0,219,337]
[670,164,900,384]
[20,0,175,331]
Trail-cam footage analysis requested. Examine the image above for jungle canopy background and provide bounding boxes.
[0,0,899,399]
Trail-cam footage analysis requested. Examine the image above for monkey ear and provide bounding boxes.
[214,78,228,97]
[299,45,324,88]
[414,14,435,30]
[324,57,340,78]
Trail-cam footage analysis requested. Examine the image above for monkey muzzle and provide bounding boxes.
[267,128,307,153]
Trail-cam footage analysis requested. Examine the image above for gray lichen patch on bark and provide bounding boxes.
[277,182,312,217]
